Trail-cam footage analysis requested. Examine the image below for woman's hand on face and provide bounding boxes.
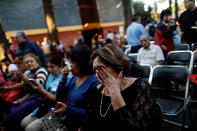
[54,102,67,115]
[61,66,70,80]
[96,67,124,96]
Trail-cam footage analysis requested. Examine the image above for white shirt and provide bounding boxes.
[106,32,114,40]
[137,44,165,66]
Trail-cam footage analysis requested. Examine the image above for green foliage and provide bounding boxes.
[133,1,145,14]
[133,1,152,25]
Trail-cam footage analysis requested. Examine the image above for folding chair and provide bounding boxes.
[128,64,152,82]
[191,43,197,74]
[174,44,190,51]
[127,53,138,64]
[167,50,197,102]
[122,45,130,52]
[191,43,197,51]
[167,50,194,73]
[124,45,131,56]
[149,65,192,129]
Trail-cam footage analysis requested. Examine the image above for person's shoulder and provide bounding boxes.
[36,67,48,75]
[137,23,144,28]
[194,7,197,14]
[130,77,149,88]
[138,47,144,53]
[28,41,38,46]
[180,10,187,15]
[194,7,197,12]
[152,44,161,49]
[156,21,167,31]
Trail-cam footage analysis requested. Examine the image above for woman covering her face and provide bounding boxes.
[5,53,48,130]
[80,45,162,131]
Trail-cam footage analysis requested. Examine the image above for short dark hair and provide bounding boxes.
[47,54,63,67]
[68,45,93,75]
[91,44,130,75]
[132,14,141,22]
[160,9,172,20]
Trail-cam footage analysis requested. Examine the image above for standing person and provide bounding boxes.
[126,14,147,53]
[145,20,156,41]
[41,37,52,56]
[80,45,162,131]
[5,53,48,131]
[178,0,197,45]
[106,30,114,41]
[154,9,175,57]
[14,31,47,67]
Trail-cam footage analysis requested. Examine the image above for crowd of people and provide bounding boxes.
[0,30,162,131]
[0,0,196,131]
[127,0,197,67]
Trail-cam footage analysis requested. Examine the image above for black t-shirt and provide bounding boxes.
[178,8,197,44]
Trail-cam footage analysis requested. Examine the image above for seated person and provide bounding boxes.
[80,45,162,131]
[22,45,99,131]
[1,57,18,81]
[0,56,29,116]
[137,34,165,67]
[5,53,48,131]
[21,54,64,131]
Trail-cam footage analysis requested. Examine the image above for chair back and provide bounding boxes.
[191,43,197,51]
[149,65,190,109]
[167,51,193,72]
[124,45,131,55]
[122,45,130,52]
[150,65,188,85]
[149,65,192,128]
[128,53,138,64]
[174,44,190,51]
[129,64,152,82]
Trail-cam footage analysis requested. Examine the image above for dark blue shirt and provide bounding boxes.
[16,40,47,67]
[56,74,99,118]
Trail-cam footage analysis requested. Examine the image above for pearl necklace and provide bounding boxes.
[99,90,112,117]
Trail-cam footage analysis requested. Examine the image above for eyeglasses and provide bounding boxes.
[140,39,148,43]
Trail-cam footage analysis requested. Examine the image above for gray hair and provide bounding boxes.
[14,31,28,40]
[140,34,149,39]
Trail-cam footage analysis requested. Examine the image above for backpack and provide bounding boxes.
[149,24,156,37]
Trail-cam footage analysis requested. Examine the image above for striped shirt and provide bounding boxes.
[25,67,48,100]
